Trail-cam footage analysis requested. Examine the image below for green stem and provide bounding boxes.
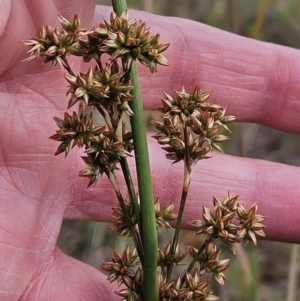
[167,125,191,280]
[112,2,159,300]
[129,62,158,301]
[186,237,215,273]
[166,168,190,280]
[112,0,127,15]
[120,157,142,240]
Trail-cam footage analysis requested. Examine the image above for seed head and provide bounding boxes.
[100,245,139,284]
[109,194,138,237]
[153,86,236,165]
[189,194,244,252]
[79,132,129,186]
[49,111,102,157]
[154,198,178,229]
[237,202,266,245]
[110,195,178,236]
[158,242,186,267]
[23,15,83,67]
[178,269,218,300]
[99,10,169,73]
[65,65,134,115]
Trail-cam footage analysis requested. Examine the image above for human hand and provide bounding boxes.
[1,1,300,300]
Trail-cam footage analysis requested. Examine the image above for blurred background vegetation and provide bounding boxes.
[57,1,300,300]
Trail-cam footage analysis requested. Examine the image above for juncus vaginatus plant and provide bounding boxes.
[24,0,265,300]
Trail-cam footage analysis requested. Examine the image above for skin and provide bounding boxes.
[1,0,300,300]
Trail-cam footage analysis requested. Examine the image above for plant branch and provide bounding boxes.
[120,157,142,240]
[167,124,191,280]
[107,170,144,265]
[62,57,75,76]
[186,237,215,273]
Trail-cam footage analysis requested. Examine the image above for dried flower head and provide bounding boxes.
[49,111,102,156]
[212,192,239,213]
[179,270,219,300]
[109,195,178,236]
[79,129,129,186]
[101,245,139,284]
[160,86,212,124]
[115,267,143,301]
[109,194,138,237]
[99,10,169,73]
[237,202,266,245]
[159,273,177,300]
[152,86,236,164]
[65,64,134,115]
[158,242,186,268]
[49,109,129,186]
[187,243,229,286]
[23,14,82,67]
[189,193,266,252]
[154,198,178,229]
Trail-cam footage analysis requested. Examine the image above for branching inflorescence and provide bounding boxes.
[24,7,265,301]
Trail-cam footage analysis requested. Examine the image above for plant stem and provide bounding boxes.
[167,125,191,280]
[166,169,190,280]
[96,105,142,234]
[62,57,75,76]
[107,170,144,264]
[112,0,127,15]
[112,1,159,300]
[129,61,158,301]
[186,238,215,273]
[120,157,142,240]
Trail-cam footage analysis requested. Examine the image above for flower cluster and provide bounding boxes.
[109,194,138,237]
[189,193,266,251]
[159,270,218,301]
[25,11,169,74]
[152,86,236,165]
[65,64,134,116]
[187,244,229,286]
[101,246,143,301]
[237,202,266,245]
[115,268,143,301]
[79,134,128,186]
[101,245,139,284]
[25,12,170,190]
[109,196,178,237]
[49,111,103,156]
[49,110,130,186]
[23,14,82,67]
[98,10,169,73]
[158,242,186,268]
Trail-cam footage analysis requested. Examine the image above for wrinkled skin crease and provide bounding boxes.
[1,1,300,300]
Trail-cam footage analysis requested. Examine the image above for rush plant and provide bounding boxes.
[24,1,265,300]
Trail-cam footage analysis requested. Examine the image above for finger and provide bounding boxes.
[0,0,10,37]
[65,137,300,244]
[24,0,95,28]
[95,6,300,134]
